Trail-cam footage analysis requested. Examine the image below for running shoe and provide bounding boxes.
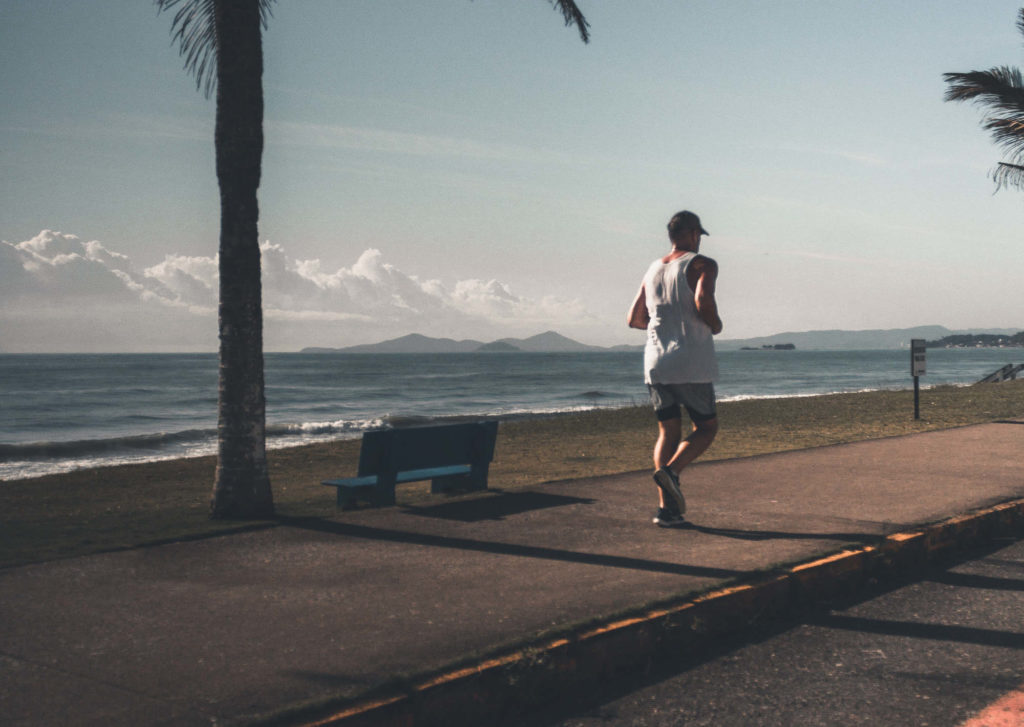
[653,467,687,514]
[653,507,686,527]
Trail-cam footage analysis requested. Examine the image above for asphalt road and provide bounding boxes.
[517,538,1024,727]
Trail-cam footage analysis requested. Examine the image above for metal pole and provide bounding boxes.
[913,375,920,420]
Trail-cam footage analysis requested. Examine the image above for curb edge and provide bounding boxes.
[287,498,1024,727]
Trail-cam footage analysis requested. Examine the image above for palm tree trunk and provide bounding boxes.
[210,0,273,518]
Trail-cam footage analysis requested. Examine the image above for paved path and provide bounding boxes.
[1,423,1022,726]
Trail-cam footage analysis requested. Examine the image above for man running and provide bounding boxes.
[627,210,723,527]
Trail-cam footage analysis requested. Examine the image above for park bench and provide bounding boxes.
[322,420,499,508]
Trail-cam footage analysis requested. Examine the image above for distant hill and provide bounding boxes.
[717,326,1023,351]
[491,331,606,353]
[476,341,521,352]
[300,330,603,354]
[303,333,484,354]
[926,331,1024,348]
[302,325,1024,354]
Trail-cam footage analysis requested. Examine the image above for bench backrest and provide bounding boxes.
[356,421,498,476]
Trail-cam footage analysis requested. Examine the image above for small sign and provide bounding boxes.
[911,339,926,377]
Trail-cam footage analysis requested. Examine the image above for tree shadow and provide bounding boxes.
[926,570,1024,592]
[807,612,1024,649]
[399,491,597,522]
[683,521,885,544]
[276,516,743,579]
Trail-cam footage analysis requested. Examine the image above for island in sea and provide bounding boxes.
[740,343,796,351]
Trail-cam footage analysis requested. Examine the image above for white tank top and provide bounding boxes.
[642,252,719,384]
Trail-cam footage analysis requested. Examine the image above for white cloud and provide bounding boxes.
[0,230,595,352]
[143,254,218,312]
[4,231,147,301]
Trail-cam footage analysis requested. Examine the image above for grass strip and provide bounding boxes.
[2,381,1022,568]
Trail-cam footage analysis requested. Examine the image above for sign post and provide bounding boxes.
[910,339,926,420]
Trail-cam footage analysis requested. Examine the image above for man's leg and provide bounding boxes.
[655,417,717,512]
[666,417,718,474]
[653,418,683,508]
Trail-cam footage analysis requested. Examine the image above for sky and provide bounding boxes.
[2,1,1023,353]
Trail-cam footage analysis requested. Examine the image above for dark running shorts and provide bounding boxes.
[647,382,717,423]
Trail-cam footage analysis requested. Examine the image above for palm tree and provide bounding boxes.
[157,0,590,519]
[943,8,1024,191]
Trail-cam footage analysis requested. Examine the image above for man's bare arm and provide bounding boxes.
[627,285,650,329]
[693,258,723,334]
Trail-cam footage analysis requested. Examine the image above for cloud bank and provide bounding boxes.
[1,231,592,352]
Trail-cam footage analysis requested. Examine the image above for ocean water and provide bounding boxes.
[0,348,1019,481]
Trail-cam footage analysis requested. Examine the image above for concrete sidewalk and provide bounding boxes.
[1,423,1022,726]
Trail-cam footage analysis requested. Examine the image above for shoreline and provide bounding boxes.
[3,382,1023,568]
[0,381,980,483]
[5,347,1018,482]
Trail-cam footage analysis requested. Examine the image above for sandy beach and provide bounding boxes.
[3,381,1023,569]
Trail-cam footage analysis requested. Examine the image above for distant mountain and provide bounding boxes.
[303,333,484,354]
[717,326,1022,351]
[302,330,609,354]
[302,325,1024,354]
[491,330,606,353]
[926,331,1024,348]
[476,341,521,352]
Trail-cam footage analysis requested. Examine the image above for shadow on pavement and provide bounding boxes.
[684,521,885,543]
[808,612,1024,649]
[276,516,743,579]
[398,491,597,522]
[926,570,1024,592]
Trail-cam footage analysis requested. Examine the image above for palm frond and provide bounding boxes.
[944,60,1024,192]
[945,67,1024,156]
[943,66,1024,111]
[993,162,1024,191]
[980,115,1024,153]
[156,0,274,98]
[549,0,590,43]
